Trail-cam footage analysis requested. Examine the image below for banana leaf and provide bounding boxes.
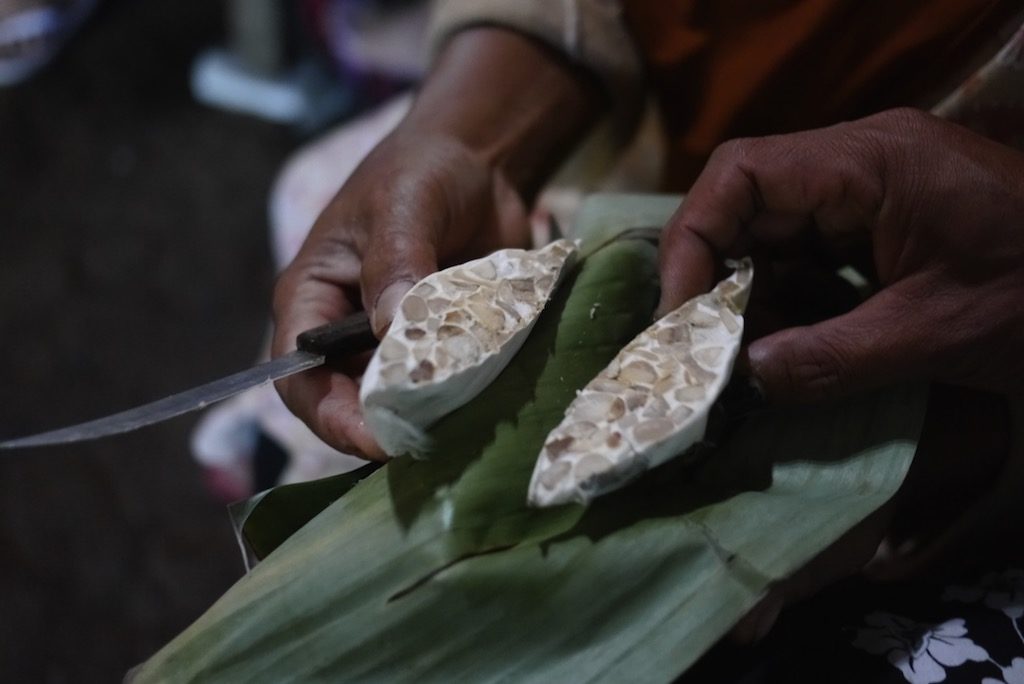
[228,462,382,569]
[134,194,926,683]
[228,195,679,566]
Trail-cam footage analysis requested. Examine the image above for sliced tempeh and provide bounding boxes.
[528,258,753,507]
[359,239,578,457]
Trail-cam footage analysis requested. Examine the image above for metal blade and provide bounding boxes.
[0,351,325,449]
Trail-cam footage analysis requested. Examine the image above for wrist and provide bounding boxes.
[404,27,606,202]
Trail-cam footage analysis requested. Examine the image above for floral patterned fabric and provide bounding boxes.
[679,568,1024,684]
[853,614,990,683]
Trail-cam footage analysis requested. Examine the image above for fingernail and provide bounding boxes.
[372,279,414,337]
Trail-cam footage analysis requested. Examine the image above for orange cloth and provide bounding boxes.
[621,0,1019,187]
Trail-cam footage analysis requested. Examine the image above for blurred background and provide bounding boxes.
[0,0,425,679]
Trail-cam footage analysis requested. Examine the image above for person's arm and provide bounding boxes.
[271,28,605,458]
[408,28,608,202]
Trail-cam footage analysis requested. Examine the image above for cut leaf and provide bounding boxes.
[228,462,382,568]
[132,194,926,684]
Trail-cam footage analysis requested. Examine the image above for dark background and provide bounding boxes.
[0,1,295,679]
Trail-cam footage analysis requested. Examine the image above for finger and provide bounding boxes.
[271,243,362,356]
[657,128,884,315]
[744,280,933,403]
[271,245,387,459]
[657,216,719,316]
[657,142,760,315]
[731,503,892,643]
[275,367,387,461]
[360,228,440,337]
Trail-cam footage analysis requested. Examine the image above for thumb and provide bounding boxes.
[360,229,439,338]
[746,286,931,403]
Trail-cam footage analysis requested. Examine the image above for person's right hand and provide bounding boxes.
[271,127,530,459]
[270,28,603,458]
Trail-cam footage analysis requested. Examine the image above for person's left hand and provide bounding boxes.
[657,109,1024,402]
[657,109,1024,641]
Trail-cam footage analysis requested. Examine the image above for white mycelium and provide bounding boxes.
[528,259,753,507]
[360,239,578,457]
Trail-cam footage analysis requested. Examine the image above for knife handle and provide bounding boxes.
[296,311,377,358]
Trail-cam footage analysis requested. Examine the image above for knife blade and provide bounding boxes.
[0,312,376,449]
[1,229,667,451]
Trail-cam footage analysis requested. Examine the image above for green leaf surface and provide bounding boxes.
[133,194,926,683]
[229,462,382,566]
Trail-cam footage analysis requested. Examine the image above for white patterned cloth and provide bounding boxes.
[851,570,1024,684]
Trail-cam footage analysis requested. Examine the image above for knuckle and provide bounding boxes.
[806,135,889,223]
[706,136,773,213]
[712,137,758,166]
[875,107,932,133]
[857,108,930,165]
[823,152,885,225]
[372,225,428,255]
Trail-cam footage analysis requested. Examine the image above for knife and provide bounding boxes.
[0,312,377,449]
[1,229,666,451]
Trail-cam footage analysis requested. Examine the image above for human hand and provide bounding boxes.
[271,29,602,458]
[657,108,1024,641]
[658,108,1024,402]
[271,127,530,459]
